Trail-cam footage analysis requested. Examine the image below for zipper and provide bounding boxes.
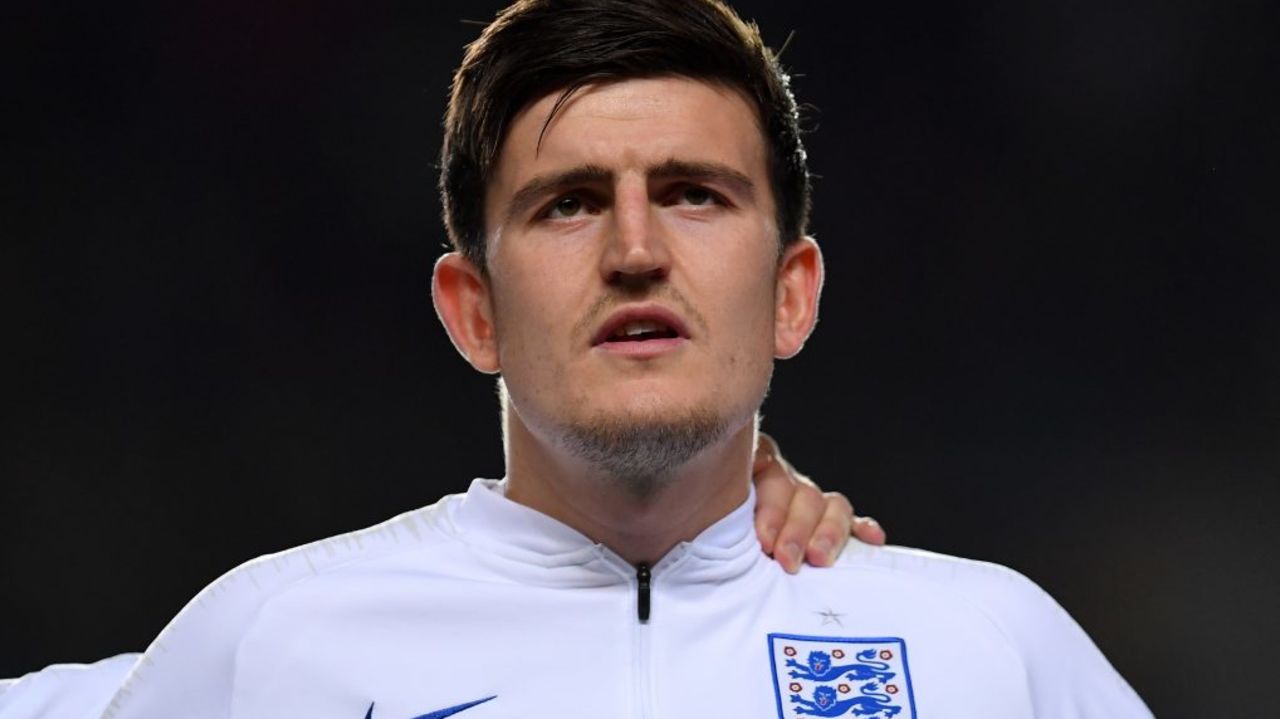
[633,562,654,719]
[636,563,651,622]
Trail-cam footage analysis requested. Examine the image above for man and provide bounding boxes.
[3,1,1151,717]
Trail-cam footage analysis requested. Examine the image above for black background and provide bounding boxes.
[4,1,1277,715]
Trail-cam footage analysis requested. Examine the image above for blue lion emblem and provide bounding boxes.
[786,649,896,684]
[790,683,903,717]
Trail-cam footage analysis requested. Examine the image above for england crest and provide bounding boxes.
[767,633,916,718]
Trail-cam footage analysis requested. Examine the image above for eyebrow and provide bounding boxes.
[650,159,756,200]
[502,159,757,224]
[505,164,612,225]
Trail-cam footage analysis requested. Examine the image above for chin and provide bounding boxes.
[558,403,731,496]
[606,389,689,417]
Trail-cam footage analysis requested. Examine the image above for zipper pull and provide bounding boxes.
[636,563,651,623]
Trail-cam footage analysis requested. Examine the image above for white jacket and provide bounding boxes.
[2,479,1152,718]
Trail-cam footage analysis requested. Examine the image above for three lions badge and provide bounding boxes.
[768,634,916,718]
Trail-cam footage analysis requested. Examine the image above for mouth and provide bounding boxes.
[591,305,690,356]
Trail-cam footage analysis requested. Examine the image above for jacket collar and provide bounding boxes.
[442,478,764,585]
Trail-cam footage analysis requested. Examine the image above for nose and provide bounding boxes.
[598,178,671,287]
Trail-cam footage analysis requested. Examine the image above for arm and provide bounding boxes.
[751,432,887,573]
[956,565,1154,717]
[0,654,138,719]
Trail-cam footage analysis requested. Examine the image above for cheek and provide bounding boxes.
[488,253,589,384]
[489,283,573,426]
[491,245,568,326]
[490,274,549,365]
[702,248,778,335]
[698,254,778,377]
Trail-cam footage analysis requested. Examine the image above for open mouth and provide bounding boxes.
[592,306,690,348]
[605,319,680,343]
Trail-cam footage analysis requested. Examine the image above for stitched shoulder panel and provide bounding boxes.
[99,497,460,719]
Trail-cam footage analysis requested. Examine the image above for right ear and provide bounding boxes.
[432,252,500,374]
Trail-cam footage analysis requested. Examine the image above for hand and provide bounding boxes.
[751,432,886,573]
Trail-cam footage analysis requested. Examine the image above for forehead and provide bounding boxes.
[485,77,771,219]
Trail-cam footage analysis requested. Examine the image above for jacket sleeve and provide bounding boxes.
[968,566,1155,718]
[0,654,138,719]
[95,556,289,719]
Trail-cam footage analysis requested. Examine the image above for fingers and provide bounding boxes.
[752,448,792,557]
[754,432,780,474]
[852,515,887,546]
[801,492,855,568]
[751,430,887,574]
[771,483,827,574]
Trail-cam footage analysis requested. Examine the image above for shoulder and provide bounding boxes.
[823,540,1094,652]
[806,541,1069,658]
[0,654,137,719]
[100,494,464,719]
[815,541,1153,717]
[831,541,1060,625]
[160,494,459,639]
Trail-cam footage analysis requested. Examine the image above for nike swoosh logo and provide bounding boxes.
[364,696,496,719]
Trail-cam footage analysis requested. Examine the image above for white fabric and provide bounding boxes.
[0,654,137,719]
[3,479,1152,718]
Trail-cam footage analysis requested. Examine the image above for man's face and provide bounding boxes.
[476,76,794,468]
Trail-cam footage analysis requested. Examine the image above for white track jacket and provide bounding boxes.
[1,479,1152,718]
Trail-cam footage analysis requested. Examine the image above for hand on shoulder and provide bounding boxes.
[750,432,887,573]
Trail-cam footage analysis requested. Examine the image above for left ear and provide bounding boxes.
[774,236,824,359]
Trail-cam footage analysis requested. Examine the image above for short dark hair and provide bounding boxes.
[440,0,812,270]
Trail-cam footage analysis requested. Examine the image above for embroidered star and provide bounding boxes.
[816,608,844,626]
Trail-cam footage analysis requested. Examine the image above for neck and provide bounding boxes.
[502,410,755,567]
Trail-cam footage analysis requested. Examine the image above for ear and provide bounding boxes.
[432,252,500,374]
[774,236,824,359]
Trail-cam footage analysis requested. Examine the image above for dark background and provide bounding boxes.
[4,1,1277,715]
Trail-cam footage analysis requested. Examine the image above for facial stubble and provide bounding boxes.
[560,406,731,500]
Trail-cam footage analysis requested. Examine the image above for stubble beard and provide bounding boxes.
[560,407,730,501]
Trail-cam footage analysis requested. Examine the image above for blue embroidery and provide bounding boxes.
[364,696,496,719]
[768,634,916,718]
[786,650,897,684]
[790,684,902,717]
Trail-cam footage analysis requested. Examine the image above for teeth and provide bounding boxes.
[609,319,672,340]
[621,320,664,337]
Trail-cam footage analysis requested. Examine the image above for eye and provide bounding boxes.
[671,185,722,207]
[545,194,586,219]
[683,187,714,205]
